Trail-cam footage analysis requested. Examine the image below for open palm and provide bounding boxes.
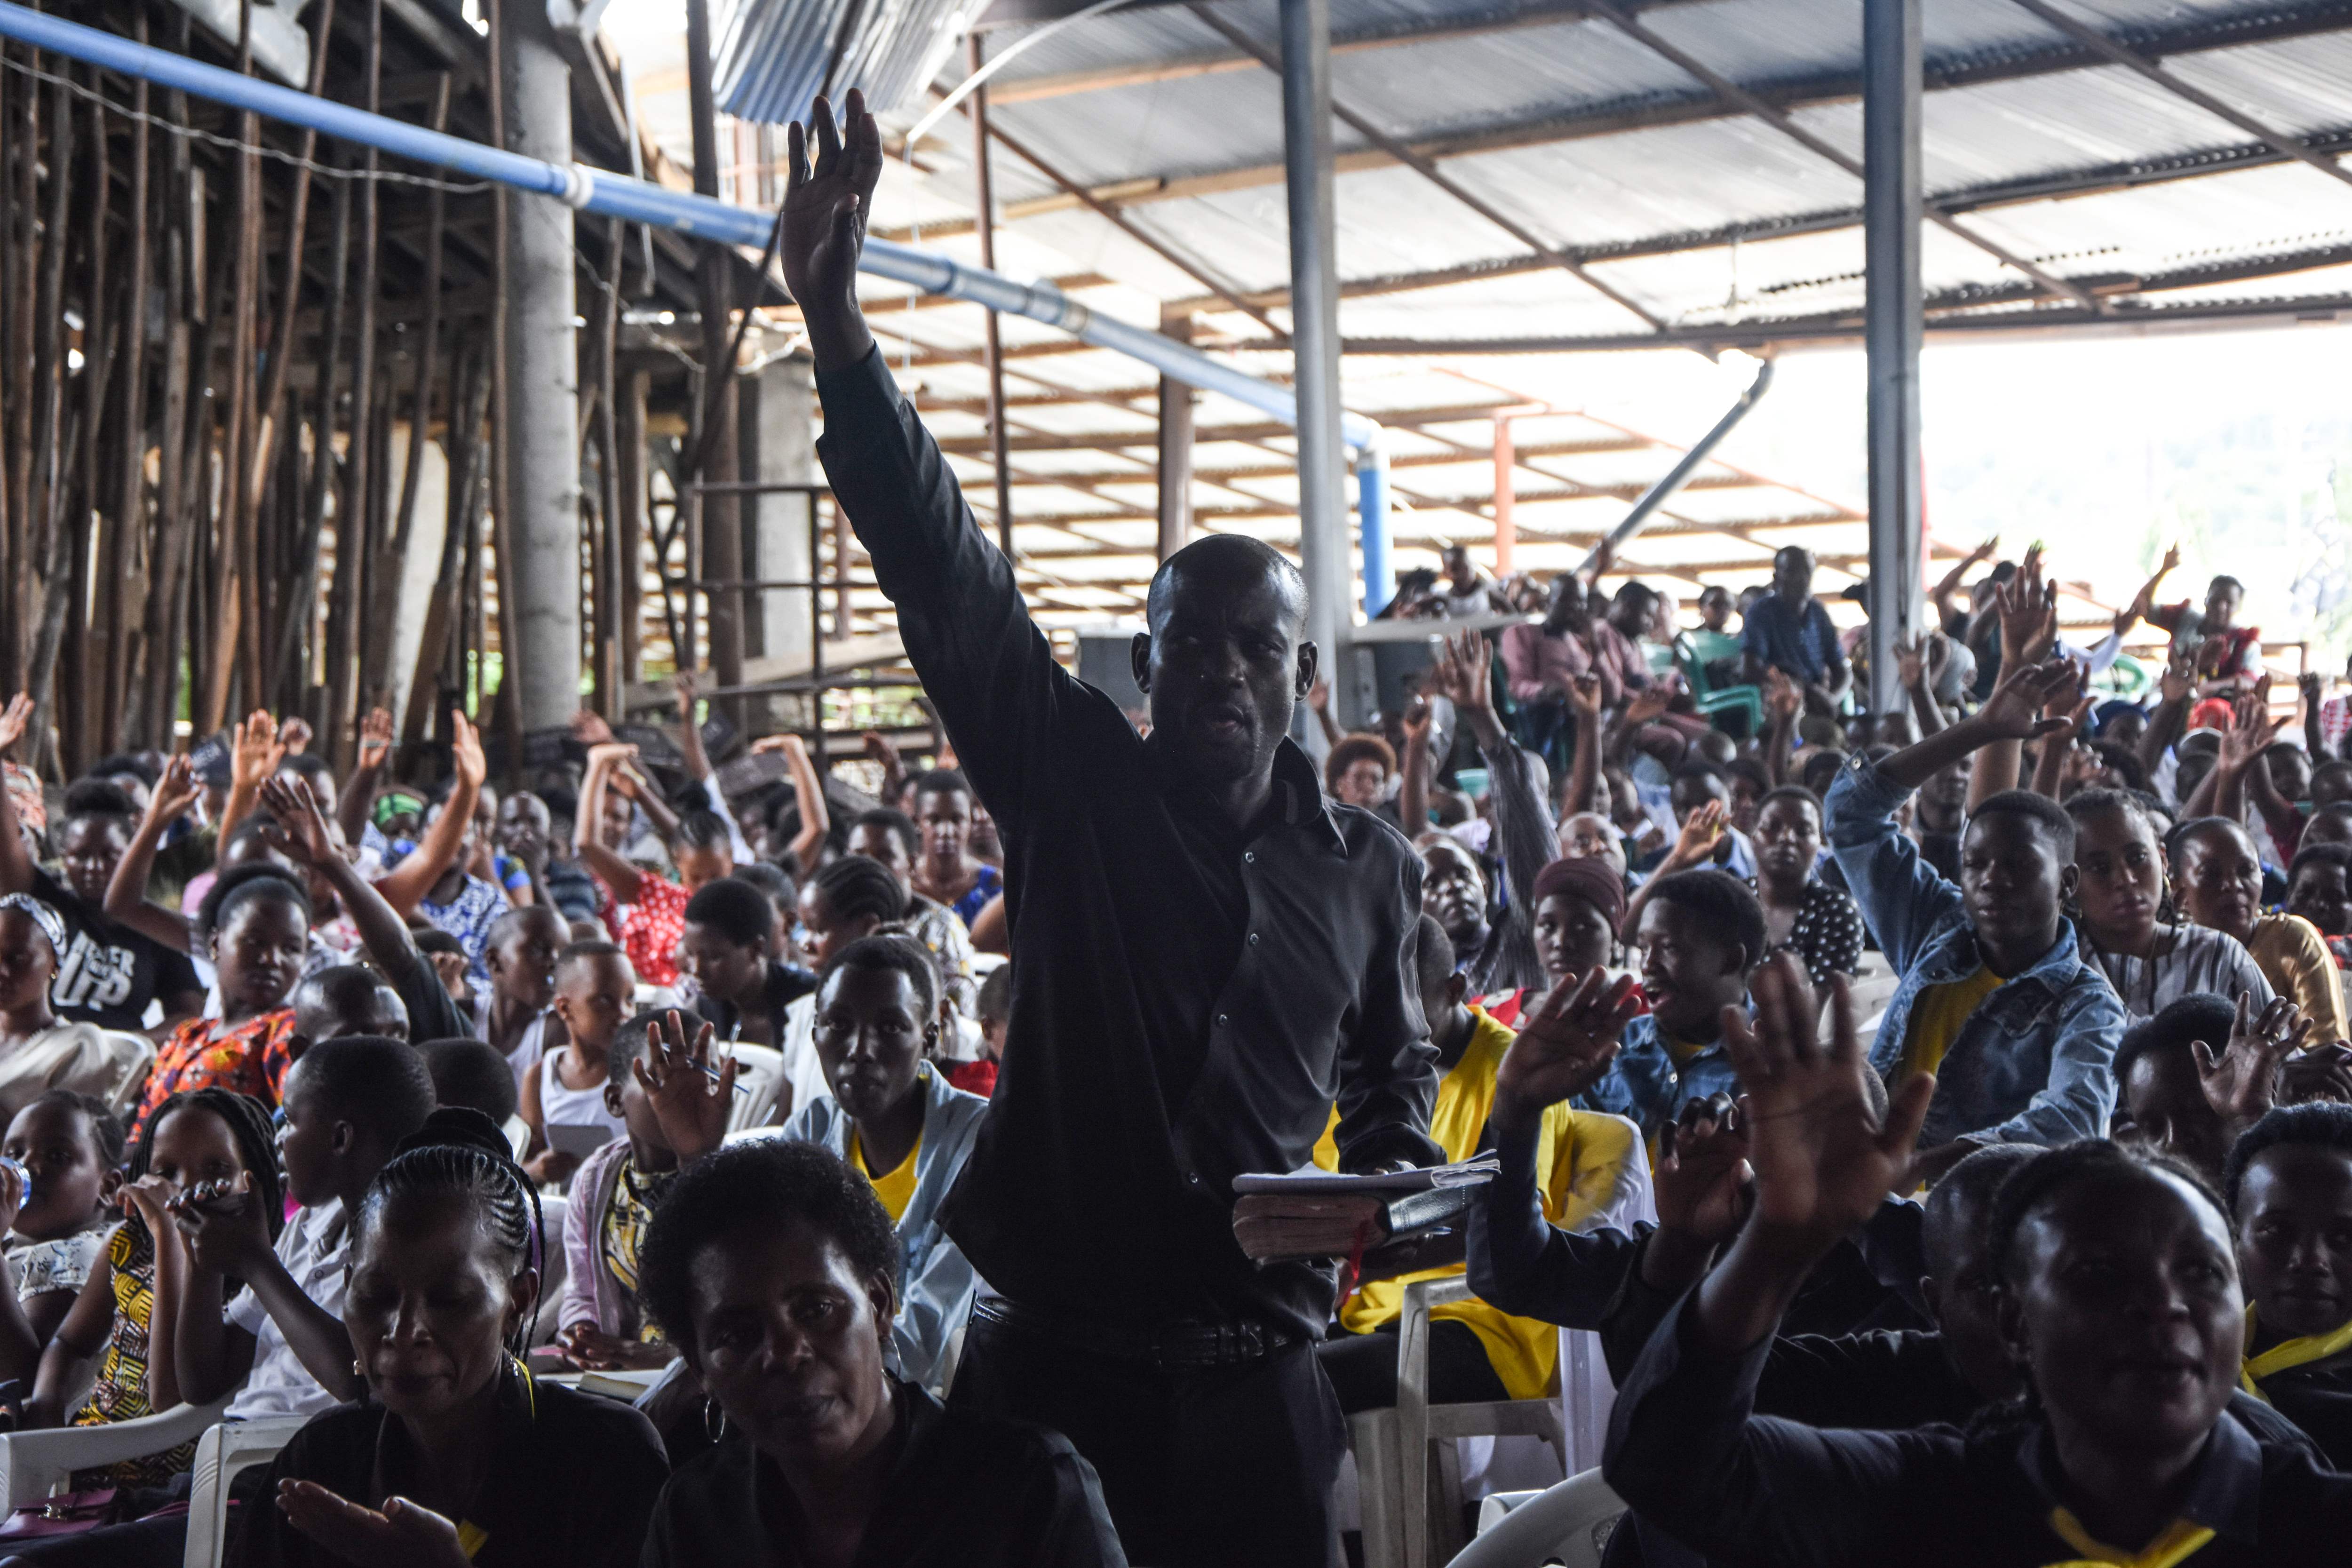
[633,1011,736,1165]
[1495,968,1638,1112]
[783,91,884,342]
[1723,955,1932,1250]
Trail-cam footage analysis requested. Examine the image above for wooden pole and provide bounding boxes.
[106,16,152,746]
[967,32,1014,557]
[272,155,351,707]
[22,63,73,772]
[616,367,645,687]
[684,0,742,708]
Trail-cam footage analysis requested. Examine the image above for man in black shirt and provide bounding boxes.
[0,770,202,1034]
[782,93,1442,1567]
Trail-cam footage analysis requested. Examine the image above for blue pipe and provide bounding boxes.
[0,0,1383,454]
[1356,447,1391,617]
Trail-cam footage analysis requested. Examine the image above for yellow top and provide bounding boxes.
[2239,1301,2352,1398]
[2042,1507,2214,1568]
[2246,912,2351,1043]
[849,1126,922,1225]
[1312,1007,1639,1401]
[1899,966,2004,1083]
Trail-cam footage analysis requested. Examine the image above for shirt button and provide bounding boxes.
[1248,932,1260,946]
[1244,851,1256,864]
[1217,1013,1230,1028]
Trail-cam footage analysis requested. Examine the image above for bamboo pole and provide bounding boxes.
[105,14,151,746]
[22,63,72,772]
[272,155,351,708]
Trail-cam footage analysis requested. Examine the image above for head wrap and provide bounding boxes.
[0,893,67,956]
[1531,855,1628,929]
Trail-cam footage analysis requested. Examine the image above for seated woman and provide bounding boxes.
[2066,790,2272,1019]
[2224,1101,2352,1468]
[0,896,151,1117]
[1750,786,1863,982]
[2172,815,2349,1041]
[675,876,815,1052]
[1478,853,1633,1031]
[1602,955,2352,1565]
[636,1138,1123,1567]
[131,868,312,1138]
[230,1111,668,1568]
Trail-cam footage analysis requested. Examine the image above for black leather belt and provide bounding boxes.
[973,1296,1299,1372]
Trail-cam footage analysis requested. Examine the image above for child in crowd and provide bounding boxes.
[1750,787,1864,982]
[287,965,409,1049]
[908,770,1001,930]
[231,1113,669,1568]
[554,1010,704,1373]
[418,1038,523,1142]
[520,941,635,1186]
[1826,658,2126,1184]
[2106,991,2311,1183]
[0,772,205,1034]
[1574,868,1762,1145]
[2171,814,2350,1041]
[636,1140,1120,1568]
[0,1092,125,1378]
[0,895,153,1116]
[954,963,1010,1098]
[24,1090,280,1488]
[2064,788,2272,1019]
[2285,842,2352,975]
[132,870,312,1138]
[2225,1101,2352,1467]
[577,741,735,988]
[479,906,568,1096]
[1318,916,1643,1413]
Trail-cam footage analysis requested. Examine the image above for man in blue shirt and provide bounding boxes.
[1742,545,1851,716]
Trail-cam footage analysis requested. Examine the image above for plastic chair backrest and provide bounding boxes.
[182,1415,308,1568]
[1444,1468,1625,1568]
[721,1043,788,1133]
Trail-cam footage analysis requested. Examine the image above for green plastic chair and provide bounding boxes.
[1673,630,1764,738]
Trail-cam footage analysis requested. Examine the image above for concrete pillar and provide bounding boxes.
[752,355,816,672]
[384,424,451,725]
[500,1,581,732]
[1864,0,1924,718]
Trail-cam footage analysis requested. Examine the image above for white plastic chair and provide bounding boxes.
[0,1396,231,1512]
[719,1043,787,1133]
[530,1194,571,1348]
[181,1415,306,1568]
[1446,1468,1625,1568]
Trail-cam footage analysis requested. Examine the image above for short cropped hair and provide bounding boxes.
[2223,1102,2352,1215]
[289,1036,437,1147]
[418,1038,520,1127]
[60,780,136,825]
[1639,869,1765,972]
[641,1139,902,1362]
[853,808,920,863]
[1987,1139,2226,1285]
[819,935,940,1019]
[2288,842,2352,891]
[1969,788,2076,861]
[676,809,731,852]
[2111,994,2236,1109]
[197,864,312,945]
[555,938,626,979]
[976,964,1012,1025]
[913,768,973,804]
[610,1007,711,1088]
[812,856,906,927]
[18,1089,126,1171]
[683,877,778,949]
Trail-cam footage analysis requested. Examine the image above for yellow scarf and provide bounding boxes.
[2239,1302,2352,1400]
[2043,1508,2215,1568]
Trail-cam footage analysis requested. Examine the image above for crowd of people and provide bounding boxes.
[0,86,2340,1567]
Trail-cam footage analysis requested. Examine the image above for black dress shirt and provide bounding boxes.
[2250,1348,2352,1470]
[640,1380,1125,1568]
[816,346,1441,1337]
[1602,1296,2352,1566]
[229,1369,668,1568]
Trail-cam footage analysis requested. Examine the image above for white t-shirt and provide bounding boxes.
[539,1050,628,1140]
[475,996,554,1100]
[6,1230,104,1303]
[224,1199,349,1422]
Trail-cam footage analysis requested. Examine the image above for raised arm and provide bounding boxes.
[1304,680,1346,750]
[2116,543,2181,642]
[2028,668,2093,801]
[1759,668,1800,788]
[257,776,470,1043]
[213,711,285,863]
[170,1170,362,1405]
[2304,671,2337,766]
[1898,635,1947,740]
[370,713,486,916]
[103,755,206,954]
[786,91,1075,830]
[752,734,831,878]
[1563,673,1604,815]
[2209,688,2291,842]
[1432,630,1551,914]
[0,694,34,894]
[339,708,394,849]
[1928,536,1996,625]
[1620,803,1728,939]
[575,744,645,904]
[1397,695,1433,836]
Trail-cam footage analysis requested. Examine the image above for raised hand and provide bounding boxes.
[147,754,203,828]
[1654,1093,1751,1250]
[782,90,884,368]
[356,708,394,771]
[1973,658,2079,743]
[1895,635,1928,693]
[2195,992,2313,1132]
[1399,695,1432,748]
[1624,679,1675,726]
[257,776,339,868]
[1763,666,1802,723]
[2160,542,2182,577]
[632,1010,737,1166]
[2279,1041,2352,1107]
[278,716,315,756]
[0,692,31,756]
[749,734,811,763]
[276,1481,470,1568]
[231,711,286,790]
[2160,639,2197,706]
[1664,798,1726,871]
[674,670,699,720]
[1565,671,1603,724]
[448,711,486,791]
[1493,968,1640,1128]
[1721,954,1933,1254]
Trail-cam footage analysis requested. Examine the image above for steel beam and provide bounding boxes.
[1864,0,1924,720]
[1157,309,1195,559]
[1280,0,1352,687]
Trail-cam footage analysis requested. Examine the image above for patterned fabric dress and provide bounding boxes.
[131,1008,299,1139]
[71,1223,196,1489]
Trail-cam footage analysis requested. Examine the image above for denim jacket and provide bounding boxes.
[1577,1012,1741,1147]
[1826,758,2124,1148]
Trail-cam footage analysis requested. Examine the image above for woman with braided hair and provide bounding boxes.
[229,1109,668,1568]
